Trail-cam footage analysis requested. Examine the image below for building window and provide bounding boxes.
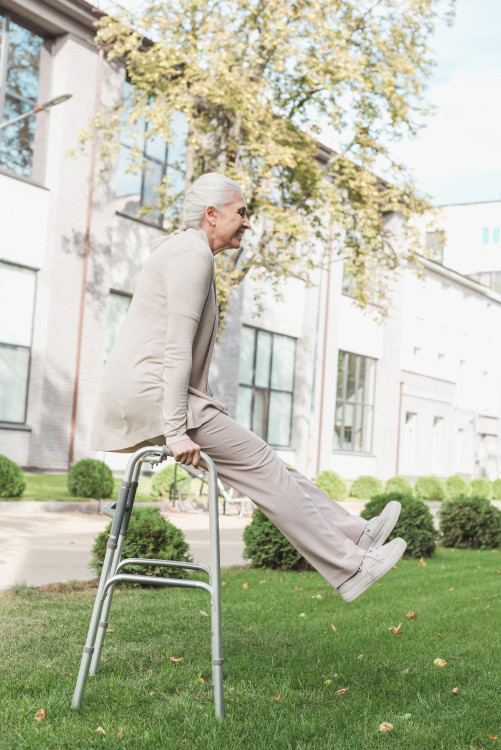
[236,326,296,447]
[482,228,489,244]
[402,412,417,472]
[431,416,444,473]
[105,291,132,359]
[0,13,46,178]
[425,230,445,264]
[115,82,188,227]
[334,351,376,453]
[0,262,37,423]
[493,228,500,244]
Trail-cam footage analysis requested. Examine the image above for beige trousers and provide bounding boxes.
[185,412,366,589]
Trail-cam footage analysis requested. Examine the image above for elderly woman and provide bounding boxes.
[91,172,406,602]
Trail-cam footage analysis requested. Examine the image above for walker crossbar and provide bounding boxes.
[71,445,224,719]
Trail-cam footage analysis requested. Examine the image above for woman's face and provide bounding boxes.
[209,193,251,253]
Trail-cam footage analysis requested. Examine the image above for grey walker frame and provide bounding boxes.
[71,445,224,719]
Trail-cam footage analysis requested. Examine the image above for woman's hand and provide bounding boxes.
[168,438,201,469]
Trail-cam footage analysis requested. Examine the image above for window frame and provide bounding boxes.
[237,326,296,449]
[0,10,51,181]
[334,350,377,454]
[0,259,38,425]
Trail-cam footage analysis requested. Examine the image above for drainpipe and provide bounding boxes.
[68,42,111,467]
[316,235,334,476]
[395,380,404,474]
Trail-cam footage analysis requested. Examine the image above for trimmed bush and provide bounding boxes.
[151,464,190,498]
[470,477,492,500]
[91,507,192,578]
[0,455,26,498]
[439,495,501,549]
[414,475,445,502]
[361,492,437,558]
[243,508,312,571]
[67,458,114,499]
[492,478,501,501]
[444,474,470,500]
[313,471,347,501]
[349,475,383,499]
[385,476,413,495]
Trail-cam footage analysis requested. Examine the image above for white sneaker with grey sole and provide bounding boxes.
[357,500,401,551]
[338,537,407,602]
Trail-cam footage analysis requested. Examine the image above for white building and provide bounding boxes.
[1,0,500,481]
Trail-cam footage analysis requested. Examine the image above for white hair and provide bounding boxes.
[151,172,243,250]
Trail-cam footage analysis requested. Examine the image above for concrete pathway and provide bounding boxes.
[0,498,474,591]
[0,504,252,590]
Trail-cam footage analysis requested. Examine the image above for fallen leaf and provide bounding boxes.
[357,654,364,660]
[437,633,443,638]
[299,613,306,617]
[149,691,155,696]
[34,709,46,722]
[222,581,228,586]
[96,727,106,735]
[406,612,417,620]
[45,664,53,669]
[242,583,248,589]
[140,719,147,724]
[400,668,410,675]
[294,586,303,591]
[451,655,461,660]
[312,594,323,599]
[270,693,281,701]
[451,687,459,694]
[117,728,124,740]
[324,679,332,686]
[335,688,348,696]
[434,658,447,667]
[448,588,455,592]
[485,605,491,610]
[169,657,184,663]
[488,736,499,741]
[330,624,337,632]
[200,610,208,617]
[199,677,205,683]
[389,623,402,636]
[379,722,393,732]
[106,628,115,633]
[259,580,266,584]
[417,557,427,566]
[392,565,398,569]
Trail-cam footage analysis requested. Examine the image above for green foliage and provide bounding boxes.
[444,474,470,500]
[151,464,190,498]
[349,475,383,499]
[439,495,501,549]
[88,0,447,320]
[385,476,413,495]
[491,478,501,501]
[67,458,114,499]
[414,475,445,502]
[313,471,347,501]
[243,508,312,571]
[0,455,26,498]
[470,477,493,500]
[361,492,437,558]
[91,507,192,578]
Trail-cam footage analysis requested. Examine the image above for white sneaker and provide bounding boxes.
[358,500,401,551]
[338,537,407,602]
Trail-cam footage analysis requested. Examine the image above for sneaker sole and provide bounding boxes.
[339,537,407,603]
[358,500,402,551]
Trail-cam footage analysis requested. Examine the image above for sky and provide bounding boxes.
[100,0,501,208]
[391,0,501,206]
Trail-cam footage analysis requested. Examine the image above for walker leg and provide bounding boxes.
[89,482,138,675]
[72,480,131,708]
[206,457,224,720]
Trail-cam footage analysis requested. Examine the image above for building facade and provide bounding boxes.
[1,0,500,481]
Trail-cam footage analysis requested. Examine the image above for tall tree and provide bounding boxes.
[91,0,453,317]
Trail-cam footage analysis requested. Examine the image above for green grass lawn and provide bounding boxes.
[3,474,155,503]
[0,548,500,749]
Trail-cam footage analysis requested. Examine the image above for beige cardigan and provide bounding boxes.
[90,227,228,453]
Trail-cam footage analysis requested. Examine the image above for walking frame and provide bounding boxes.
[71,445,224,719]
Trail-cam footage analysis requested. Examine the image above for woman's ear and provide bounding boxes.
[205,205,217,226]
